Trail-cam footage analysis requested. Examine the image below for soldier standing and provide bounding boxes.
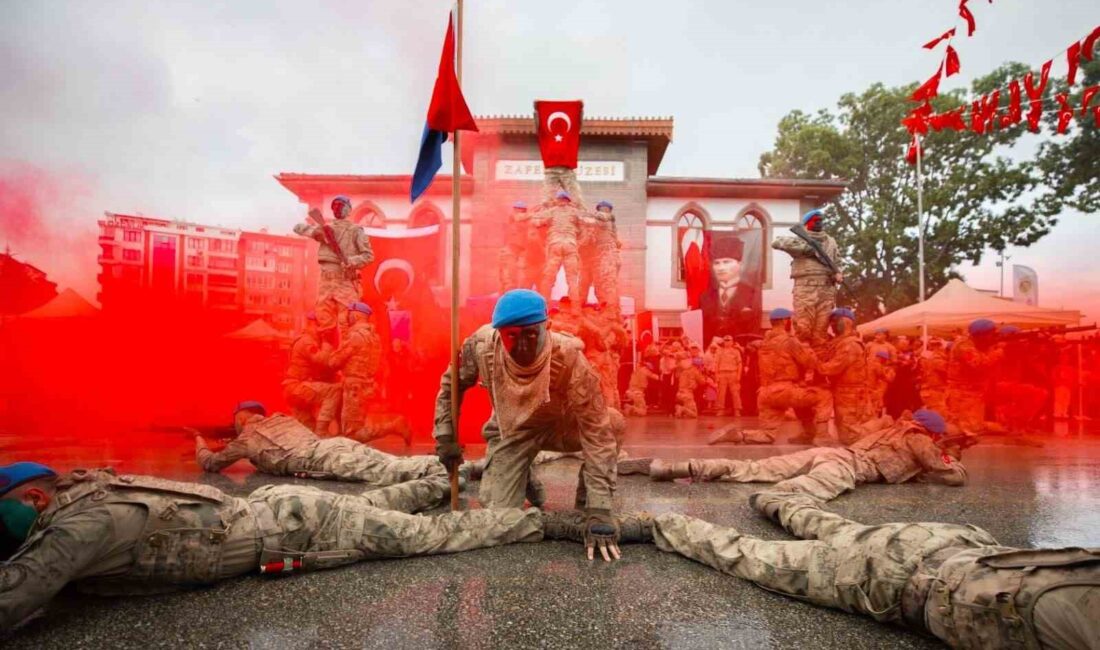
[816,308,870,445]
[293,196,374,338]
[537,191,582,306]
[330,302,384,439]
[866,328,898,361]
[771,209,843,347]
[650,490,1100,649]
[590,200,622,313]
[946,319,1004,433]
[868,351,896,417]
[433,290,626,562]
[282,313,340,435]
[498,201,530,293]
[714,336,744,417]
[917,337,949,413]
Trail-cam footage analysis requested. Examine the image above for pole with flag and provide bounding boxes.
[410,1,477,510]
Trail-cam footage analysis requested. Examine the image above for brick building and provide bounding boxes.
[96,213,317,330]
[276,115,846,330]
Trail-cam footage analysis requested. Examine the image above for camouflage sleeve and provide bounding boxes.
[347,228,374,268]
[329,334,360,370]
[196,437,251,473]
[909,436,968,486]
[789,338,820,373]
[566,352,618,513]
[0,508,116,631]
[817,341,857,377]
[293,223,326,244]
[432,336,481,440]
[771,235,814,257]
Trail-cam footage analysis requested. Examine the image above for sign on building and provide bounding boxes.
[495,160,625,182]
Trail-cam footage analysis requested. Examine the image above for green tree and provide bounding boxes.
[1037,58,1100,214]
[759,64,1064,318]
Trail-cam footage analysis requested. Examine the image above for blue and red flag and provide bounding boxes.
[411,12,478,202]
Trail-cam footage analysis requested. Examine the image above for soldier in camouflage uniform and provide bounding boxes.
[498,201,530,293]
[713,336,744,417]
[771,209,843,347]
[817,308,870,445]
[541,166,586,210]
[293,196,374,337]
[648,410,967,501]
[653,489,1099,650]
[434,290,627,562]
[624,362,660,416]
[282,313,341,435]
[917,338,949,413]
[868,350,896,418]
[331,302,384,438]
[195,402,439,493]
[946,319,1004,434]
[674,359,712,419]
[0,462,602,631]
[536,192,583,306]
[576,201,621,312]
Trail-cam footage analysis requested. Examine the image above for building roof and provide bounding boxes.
[275,174,474,201]
[647,176,848,200]
[20,288,98,319]
[471,115,675,176]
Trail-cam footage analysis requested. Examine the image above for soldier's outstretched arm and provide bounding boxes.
[789,339,821,374]
[329,334,360,371]
[347,228,374,268]
[770,236,812,256]
[293,222,327,244]
[909,436,968,486]
[195,436,250,473]
[432,335,481,442]
[0,509,115,632]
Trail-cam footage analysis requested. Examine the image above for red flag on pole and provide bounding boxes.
[534,100,583,169]
[427,15,477,133]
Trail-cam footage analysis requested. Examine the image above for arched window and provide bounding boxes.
[732,204,772,289]
[409,206,441,228]
[408,202,445,283]
[672,203,710,287]
[349,201,386,228]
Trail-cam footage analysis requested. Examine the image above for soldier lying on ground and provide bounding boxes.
[651,490,1099,650]
[638,409,968,502]
[196,401,450,504]
[0,462,654,633]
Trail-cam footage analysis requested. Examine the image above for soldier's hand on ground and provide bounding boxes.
[584,509,622,562]
[435,435,464,472]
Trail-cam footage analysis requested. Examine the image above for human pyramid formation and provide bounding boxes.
[1,168,1096,646]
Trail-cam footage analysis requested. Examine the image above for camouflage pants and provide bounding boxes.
[688,447,866,502]
[341,378,376,435]
[758,382,832,436]
[344,413,411,445]
[317,269,361,335]
[283,379,341,434]
[792,277,836,346]
[479,409,625,510]
[653,492,997,622]
[624,388,648,416]
[946,384,985,433]
[304,437,446,490]
[498,246,527,293]
[248,484,542,567]
[833,386,869,445]
[595,248,620,308]
[715,372,742,415]
[675,389,699,418]
[595,358,621,411]
[542,166,585,207]
[577,251,597,304]
[919,387,947,414]
[540,241,580,304]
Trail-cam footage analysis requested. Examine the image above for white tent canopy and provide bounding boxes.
[857,279,1081,337]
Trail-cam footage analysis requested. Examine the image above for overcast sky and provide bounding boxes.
[1,0,1097,318]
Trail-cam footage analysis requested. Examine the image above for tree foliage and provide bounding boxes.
[1038,58,1100,214]
[758,64,1071,318]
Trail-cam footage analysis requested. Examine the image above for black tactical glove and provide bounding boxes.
[584,508,621,562]
[435,434,464,472]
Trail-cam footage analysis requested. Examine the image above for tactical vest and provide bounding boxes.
[917,546,1100,649]
[758,330,803,385]
[32,469,253,594]
[848,422,929,483]
[826,336,868,389]
[247,414,319,474]
[788,232,838,279]
[316,219,368,268]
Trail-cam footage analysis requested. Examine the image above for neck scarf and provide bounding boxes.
[491,331,554,437]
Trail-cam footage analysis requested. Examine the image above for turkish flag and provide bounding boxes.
[535,100,583,169]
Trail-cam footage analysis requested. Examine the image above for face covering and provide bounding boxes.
[807,217,824,232]
[0,500,39,545]
[501,324,547,367]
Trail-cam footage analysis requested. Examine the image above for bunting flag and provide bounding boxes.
[911,62,944,102]
[1084,26,1100,61]
[999,80,1023,128]
[1024,60,1053,132]
[1055,93,1074,134]
[923,28,956,50]
[958,0,976,37]
[945,45,961,77]
[970,91,1000,134]
[1066,41,1082,86]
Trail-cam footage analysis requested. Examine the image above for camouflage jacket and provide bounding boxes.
[918,351,949,390]
[758,328,818,385]
[771,230,841,280]
[0,469,255,631]
[849,420,968,485]
[542,204,580,245]
[285,333,331,383]
[947,336,1003,391]
[331,322,381,381]
[432,325,618,512]
[294,218,374,270]
[196,413,321,474]
[714,346,743,375]
[819,334,868,390]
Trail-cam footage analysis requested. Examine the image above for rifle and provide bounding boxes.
[789,224,856,298]
[308,208,358,280]
[150,424,238,439]
[935,432,981,453]
[1000,323,1097,342]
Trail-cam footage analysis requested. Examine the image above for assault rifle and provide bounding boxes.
[1000,323,1097,342]
[151,424,237,439]
[789,224,856,298]
[935,432,981,454]
[308,208,358,280]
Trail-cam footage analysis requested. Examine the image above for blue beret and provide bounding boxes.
[234,400,267,417]
[555,191,571,201]
[999,325,1020,335]
[875,350,890,360]
[492,289,548,328]
[348,302,373,316]
[513,201,527,211]
[913,408,947,435]
[769,307,793,320]
[596,200,613,210]
[332,195,351,206]
[0,462,57,497]
[801,209,823,225]
[968,319,997,336]
[830,307,856,321]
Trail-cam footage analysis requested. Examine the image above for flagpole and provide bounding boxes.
[448,0,464,511]
[916,133,928,349]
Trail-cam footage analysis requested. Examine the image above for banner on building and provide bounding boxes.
[1013,264,1039,305]
[696,228,765,345]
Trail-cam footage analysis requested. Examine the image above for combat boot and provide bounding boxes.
[458,459,485,481]
[749,490,823,525]
[540,509,587,542]
[526,474,547,508]
[617,512,655,544]
[649,459,692,481]
[616,457,654,475]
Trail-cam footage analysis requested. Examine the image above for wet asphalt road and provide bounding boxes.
[4,417,1099,649]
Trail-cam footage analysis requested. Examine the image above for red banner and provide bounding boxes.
[535,100,583,169]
